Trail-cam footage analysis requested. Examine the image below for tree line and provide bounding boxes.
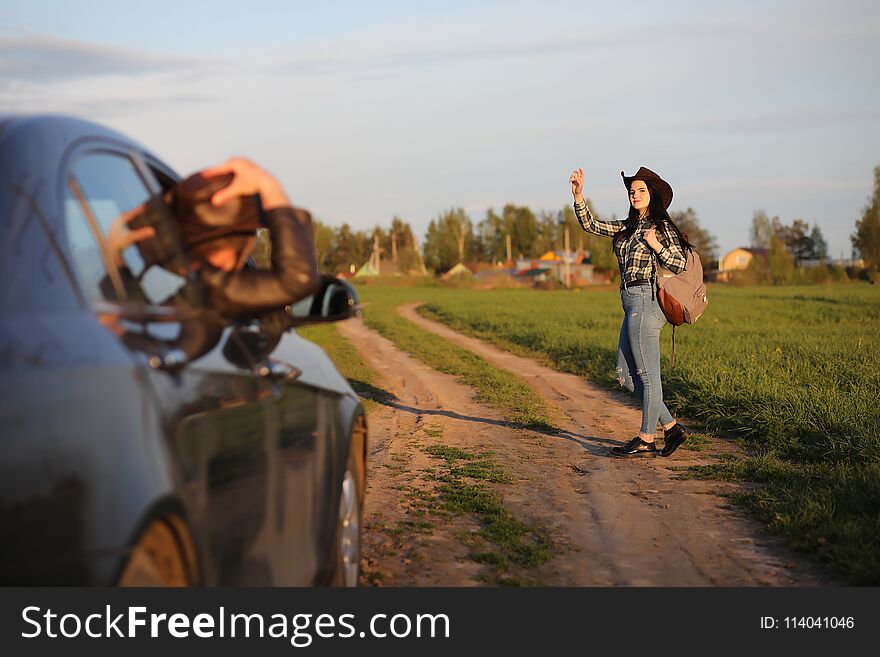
[740,164,880,284]
[312,217,425,276]
[852,165,880,280]
[312,201,717,277]
[423,203,721,274]
[312,164,879,283]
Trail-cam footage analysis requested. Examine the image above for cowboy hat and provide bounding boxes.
[128,172,262,269]
[621,166,673,209]
[171,172,262,249]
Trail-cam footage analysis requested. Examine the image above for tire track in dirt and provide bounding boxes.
[338,316,587,585]
[340,307,833,586]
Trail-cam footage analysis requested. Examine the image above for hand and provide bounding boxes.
[644,227,663,252]
[97,312,126,337]
[569,168,584,202]
[200,157,290,211]
[106,204,155,267]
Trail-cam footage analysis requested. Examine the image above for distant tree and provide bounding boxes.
[536,210,560,255]
[805,224,829,261]
[775,218,813,265]
[750,210,775,248]
[388,216,424,273]
[317,217,426,275]
[746,212,823,266]
[474,204,541,262]
[764,217,828,265]
[423,208,474,273]
[852,165,880,275]
[422,220,443,272]
[313,219,335,273]
[768,234,795,284]
[449,211,470,263]
[669,207,718,266]
[333,223,370,274]
[469,230,487,266]
[503,204,540,258]
[369,225,388,265]
[477,208,506,263]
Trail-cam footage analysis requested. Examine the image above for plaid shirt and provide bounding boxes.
[573,199,687,284]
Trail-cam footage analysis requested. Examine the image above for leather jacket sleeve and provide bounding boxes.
[198,206,320,318]
[119,313,225,363]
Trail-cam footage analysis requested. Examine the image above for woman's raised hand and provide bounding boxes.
[569,168,585,202]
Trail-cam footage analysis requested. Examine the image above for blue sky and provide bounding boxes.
[3,0,879,260]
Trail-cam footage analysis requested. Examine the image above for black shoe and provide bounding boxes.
[661,423,689,457]
[610,436,658,457]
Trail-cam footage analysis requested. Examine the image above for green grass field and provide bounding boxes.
[350,282,880,583]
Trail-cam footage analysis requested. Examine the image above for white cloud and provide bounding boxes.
[0,72,214,118]
[0,32,211,81]
[1,2,877,263]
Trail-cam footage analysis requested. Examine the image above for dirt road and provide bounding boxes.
[337,305,832,586]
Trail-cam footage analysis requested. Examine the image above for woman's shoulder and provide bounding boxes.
[658,218,678,235]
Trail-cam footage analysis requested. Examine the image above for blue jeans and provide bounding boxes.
[616,285,674,435]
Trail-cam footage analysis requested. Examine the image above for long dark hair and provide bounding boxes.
[612,182,692,251]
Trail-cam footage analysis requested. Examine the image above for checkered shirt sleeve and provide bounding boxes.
[573,199,624,237]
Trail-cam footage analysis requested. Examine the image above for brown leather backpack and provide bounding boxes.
[656,245,708,326]
[654,241,708,366]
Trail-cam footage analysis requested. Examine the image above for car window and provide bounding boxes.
[62,196,108,302]
[0,190,82,313]
[63,151,189,307]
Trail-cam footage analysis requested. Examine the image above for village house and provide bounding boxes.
[716,247,768,282]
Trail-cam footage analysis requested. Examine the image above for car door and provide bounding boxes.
[224,319,337,584]
[269,329,348,585]
[60,145,279,585]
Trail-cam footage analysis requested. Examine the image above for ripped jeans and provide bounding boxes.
[616,285,674,435]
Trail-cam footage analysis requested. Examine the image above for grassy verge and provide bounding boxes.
[419,425,553,585]
[355,282,880,584]
[297,323,391,411]
[299,321,555,585]
[673,454,880,584]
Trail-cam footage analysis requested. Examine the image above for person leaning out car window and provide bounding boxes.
[108,157,320,318]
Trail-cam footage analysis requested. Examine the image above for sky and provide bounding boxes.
[2,0,879,260]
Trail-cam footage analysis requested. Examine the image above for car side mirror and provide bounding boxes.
[287,275,361,326]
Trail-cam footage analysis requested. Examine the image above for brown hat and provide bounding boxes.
[171,172,262,249]
[126,172,262,271]
[621,166,673,209]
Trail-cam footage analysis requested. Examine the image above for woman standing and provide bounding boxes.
[568,166,690,457]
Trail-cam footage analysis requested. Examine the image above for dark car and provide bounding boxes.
[0,115,367,586]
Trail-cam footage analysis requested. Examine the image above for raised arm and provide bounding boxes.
[197,158,320,317]
[569,167,625,237]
